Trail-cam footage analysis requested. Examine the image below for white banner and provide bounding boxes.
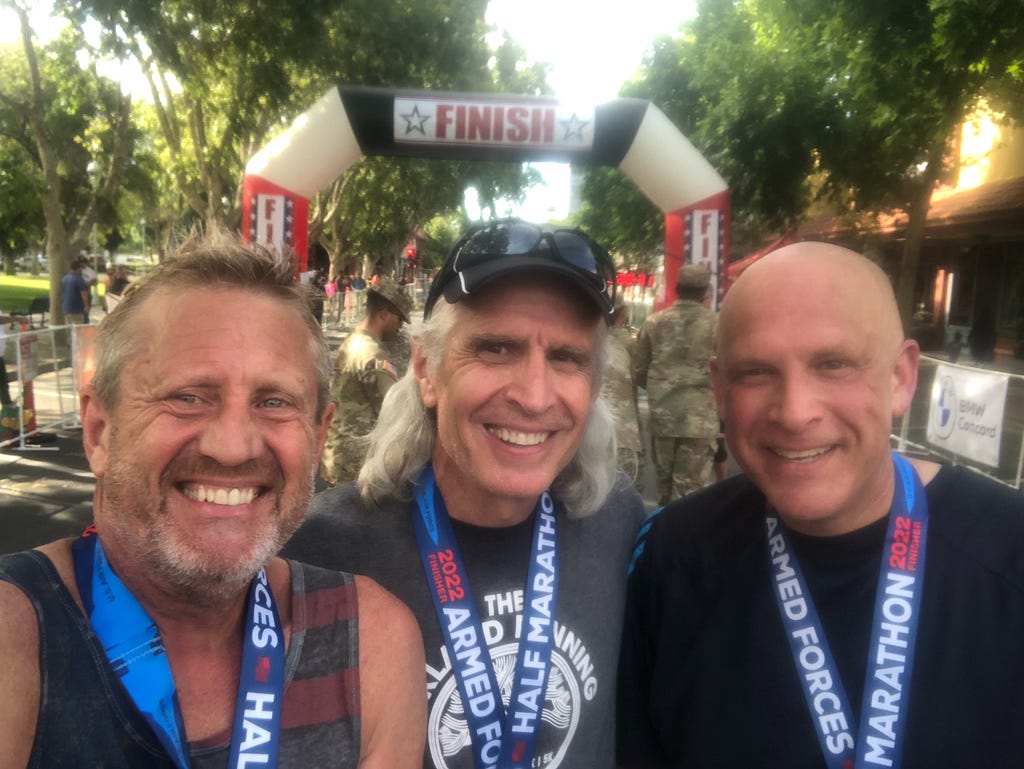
[251,194,292,254]
[394,97,594,150]
[687,208,723,307]
[927,364,1008,468]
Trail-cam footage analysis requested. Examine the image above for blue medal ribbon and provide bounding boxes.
[765,453,928,769]
[413,466,558,769]
[72,531,286,768]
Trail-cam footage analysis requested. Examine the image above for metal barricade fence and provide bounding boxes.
[894,354,1024,490]
[1,324,90,450]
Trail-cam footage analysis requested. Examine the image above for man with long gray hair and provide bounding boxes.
[286,218,647,769]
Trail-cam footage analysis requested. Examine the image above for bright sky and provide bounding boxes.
[486,0,694,104]
[485,0,696,220]
[0,4,56,44]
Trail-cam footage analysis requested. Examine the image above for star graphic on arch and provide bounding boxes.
[401,105,431,136]
[560,113,590,142]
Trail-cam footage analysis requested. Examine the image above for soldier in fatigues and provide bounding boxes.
[321,278,412,485]
[633,264,718,505]
[603,299,643,486]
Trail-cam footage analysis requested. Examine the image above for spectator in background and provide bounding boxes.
[946,329,965,364]
[309,267,327,325]
[319,278,411,486]
[0,311,13,407]
[79,254,99,322]
[604,298,643,487]
[104,265,130,314]
[632,264,719,504]
[60,258,90,324]
[968,306,997,363]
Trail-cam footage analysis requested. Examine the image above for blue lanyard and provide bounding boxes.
[72,531,286,769]
[765,453,928,769]
[413,466,558,769]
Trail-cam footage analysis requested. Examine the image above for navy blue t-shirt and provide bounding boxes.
[617,465,1024,768]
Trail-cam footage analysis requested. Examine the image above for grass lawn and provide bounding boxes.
[0,275,51,314]
[0,274,107,315]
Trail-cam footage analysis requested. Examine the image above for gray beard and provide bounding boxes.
[96,444,314,606]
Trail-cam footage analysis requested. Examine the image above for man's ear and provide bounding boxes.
[413,344,438,409]
[80,385,111,478]
[891,339,921,418]
[315,402,335,462]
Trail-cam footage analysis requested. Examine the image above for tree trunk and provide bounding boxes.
[894,143,946,334]
[14,5,135,325]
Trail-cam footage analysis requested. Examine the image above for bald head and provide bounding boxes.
[719,242,905,362]
[712,240,921,535]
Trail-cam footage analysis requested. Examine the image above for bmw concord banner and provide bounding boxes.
[927,364,1008,468]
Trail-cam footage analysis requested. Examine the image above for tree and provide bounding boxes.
[70,0,546,271]
[0,2,135,321]
[0,65,45,273]
[590,0,1024,325]
[67,0,351,229]
[782,0,1024,326]
[578,2,836,263]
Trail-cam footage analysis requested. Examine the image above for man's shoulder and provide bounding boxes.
[928,464,1024,523]
[0,554,43,618]
[644,304,681,326]
[305,482,405,524]
[646,301,706,331]
[0,573,41,769]
[342,332,397,374]
[341,329,381,359]
[632,475,765,571]
[576,472,648,534]
[927,464,1024,588]
[285,484,414,568]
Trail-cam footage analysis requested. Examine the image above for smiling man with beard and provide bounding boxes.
[0,229,425,769]
[285,219,646,769]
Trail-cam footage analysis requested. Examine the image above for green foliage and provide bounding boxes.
[0,113,45,265]
[64,0,546,261]
[0,6,136,312]
[575,0,1024,277]
[420,215,463,270]
[575,166,662,270]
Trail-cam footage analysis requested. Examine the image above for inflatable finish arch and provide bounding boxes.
[243,85,729,307]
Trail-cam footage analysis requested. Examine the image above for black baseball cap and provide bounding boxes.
[423,218,616,323]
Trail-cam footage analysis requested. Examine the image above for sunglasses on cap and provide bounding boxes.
[423,219,617,321]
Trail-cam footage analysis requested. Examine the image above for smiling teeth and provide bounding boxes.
[184,485,258,506]
[488,427,549,446]
[774,448,828,461]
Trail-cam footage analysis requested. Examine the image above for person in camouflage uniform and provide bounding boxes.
[632,264,719,505]
[603,299,643,486]
[320,278,412,485]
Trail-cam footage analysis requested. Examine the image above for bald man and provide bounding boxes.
[616,242,1024,769]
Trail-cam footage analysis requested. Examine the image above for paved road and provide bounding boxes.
[0,427,95,555]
